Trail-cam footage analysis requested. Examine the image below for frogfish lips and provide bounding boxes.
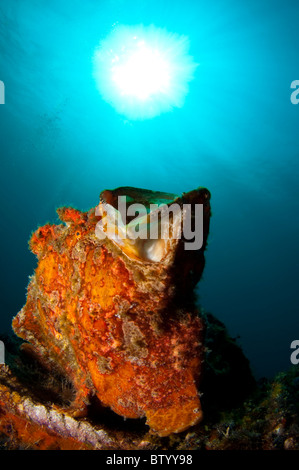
[12,185,211,437]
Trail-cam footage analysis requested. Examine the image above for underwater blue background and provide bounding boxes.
[0,0,298,379]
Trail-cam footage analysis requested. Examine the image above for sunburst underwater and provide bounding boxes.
[92,24,198,120]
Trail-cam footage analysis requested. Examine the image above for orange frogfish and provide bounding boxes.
[12,186,211,436]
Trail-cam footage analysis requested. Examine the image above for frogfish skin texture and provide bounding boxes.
[12,186,211,437]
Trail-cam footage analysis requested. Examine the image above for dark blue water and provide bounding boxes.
[1,0,298,379]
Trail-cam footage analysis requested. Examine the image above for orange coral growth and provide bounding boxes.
[0,405,89,450]
[0,370,112,450]
[12,186,211,436]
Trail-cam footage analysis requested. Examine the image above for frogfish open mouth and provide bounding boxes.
[12,185,211,437]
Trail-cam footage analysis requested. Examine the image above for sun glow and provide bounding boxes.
[93,24,198,120]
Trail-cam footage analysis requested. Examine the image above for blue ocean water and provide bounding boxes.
[0,0,298,379]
